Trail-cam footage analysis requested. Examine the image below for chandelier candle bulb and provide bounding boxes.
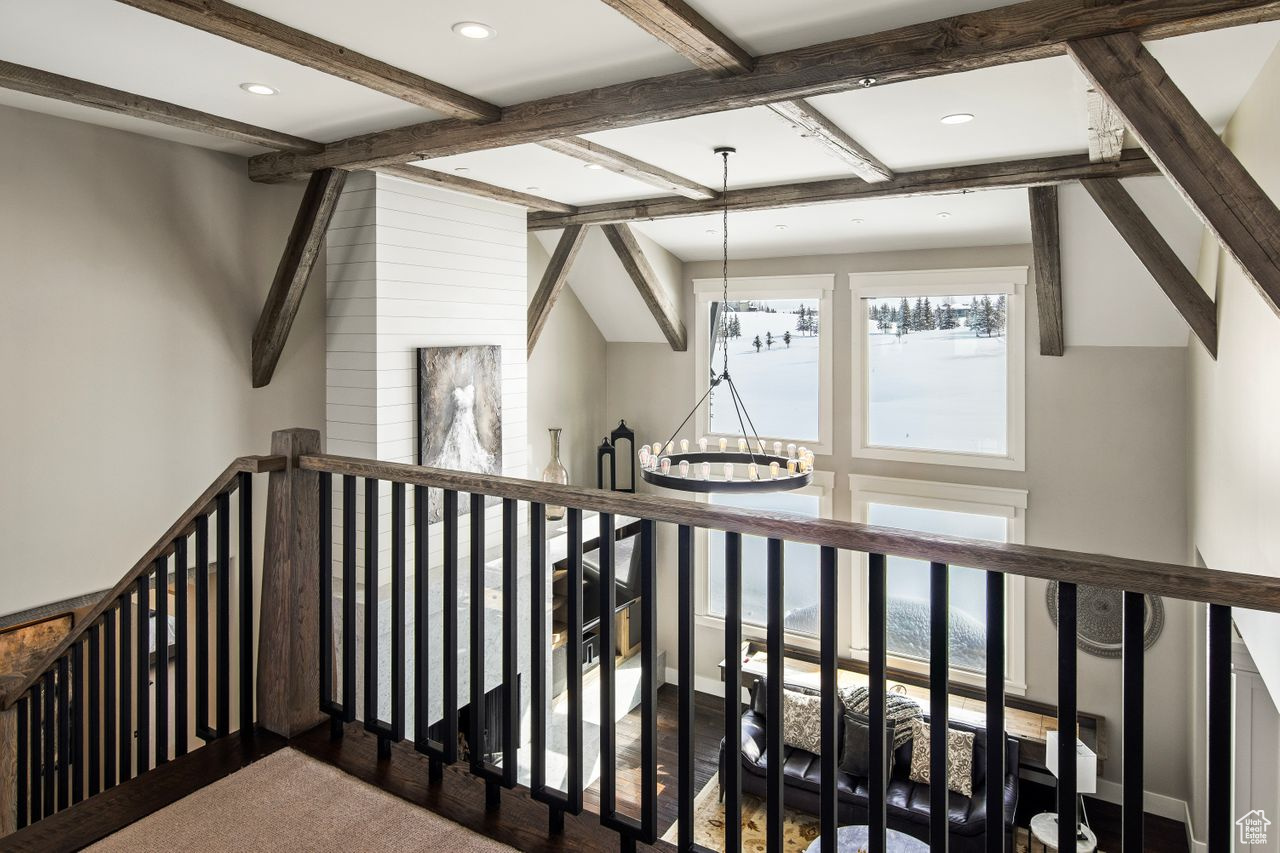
[737,438,748,453]
[724,462,735,481]
[787,443,797,459]
[698,437,708,452]
[680,438,689,453]
[665,441,675,456]
[660,457,671,475]
[773,441,782,455]
[719,437,728,452]
[787,459,797,475]
[748,463,759,481]
[769,461,780,479]
[700,461,711,480]
[679,460,690,478]
[756,440,766,455]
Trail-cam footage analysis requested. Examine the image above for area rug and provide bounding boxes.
[87,748,516,852]
[661,774,1096,853]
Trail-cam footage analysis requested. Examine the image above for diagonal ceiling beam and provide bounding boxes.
[0,59,321,153]
[528,224,590,355]
[252,168,348,387]
[1085,88,1125,163]
[597,0,754,74]
[114,0,500,121]
[1069,32,1280,320]
[766,99,893,182]
[527,150,1159,230]
[602,223,687,351]
[248,0,1280,182]
[1028,186,1064,356]
[538,137,716,200]
[1082,177,1218,356]
[376,164,577,213]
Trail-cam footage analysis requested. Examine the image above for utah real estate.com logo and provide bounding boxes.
[1237,809,1271,846]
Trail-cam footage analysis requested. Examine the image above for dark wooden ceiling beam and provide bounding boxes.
[252,168,347,388]
[767,99,893,182]
[0,59,321,153]
[1069,32,1280,320]
[601,223,687,351]
[114,0,499,121]
[1029,186,1064,356]
[528,224,590,355]
[1082,177,1218,356]
[537,137,716,200]
[248,0,1280,182]
[528,150,1158,230]
[597,0,754,74]
[375,165,577,213]
[1085,88,1125,163]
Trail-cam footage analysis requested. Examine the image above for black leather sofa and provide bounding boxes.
[720,685,1019,853]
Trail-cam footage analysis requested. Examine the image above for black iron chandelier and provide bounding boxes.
[639,147,813,494]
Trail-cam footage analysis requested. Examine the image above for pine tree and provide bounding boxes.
[796,305,810,336]
[898,297,912,336]
[979,296,996,337]
[993,295,1007,336]
[753,334,762,352]
[783,330,792,347]
[968,298,981,335]
[922,297,936,330]
[766,331,774,349]
[729,315,741,339]
[939,302,955,330]
[875,304,891,334]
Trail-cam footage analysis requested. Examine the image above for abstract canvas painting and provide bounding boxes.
[417,346,503,523]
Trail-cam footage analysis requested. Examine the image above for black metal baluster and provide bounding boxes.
[724,531,742,853]
[566,507,584,814]
[986,572,1006,853]
[639,519,657,844]
[869,553,887,853]
[599,512,617,825]
[320,472,333,726]
[1207,603,1231,853]
[136,574,150,774]
[88,624,101,797]
[765,538,784,853]
[104,606,117,790]
[469,492,488,789]
[364,478,384,752]
[414,484,432,760]
[216,492,230,738]
[342,476,357,725]
[56,656,69,810]
[17,696,28,829]
[30,681,42,821]
[70,641,84,804]
[501,498,518,788]
[819,547,839,849]
[1057,582,1077,853]
[1122,591,1144,853]
[930,561,949,853]
[155,556,169,765]
[119,594,132,780]
[529,504,553,819]
[392,481,407,744]
[677,524,695,853]
[195,515,211,741]
[237,471,253,733]
[175,536,189,757]
[42,670,54,816]
[442,490,459,765]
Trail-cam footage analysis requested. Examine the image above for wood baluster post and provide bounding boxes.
[0,704,17,837]
[256,427,324,737]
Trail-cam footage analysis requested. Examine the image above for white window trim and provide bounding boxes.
[848,266,1027,471]
[695,469,837,650]
[848,474,1029,696]
[693,274,834,455]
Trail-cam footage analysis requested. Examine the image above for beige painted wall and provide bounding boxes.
[527,238,609,488]
[1187,41,1280,842]
[0,105,325,616]
[606,243,1191,801]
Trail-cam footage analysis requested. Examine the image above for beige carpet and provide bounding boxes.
[661,773,1087,853]
[88,748,516,852]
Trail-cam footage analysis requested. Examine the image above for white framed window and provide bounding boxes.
[849,267,1027,471]
[849,474,1028,694]
[698,471,835,643]
[693,274,834,455]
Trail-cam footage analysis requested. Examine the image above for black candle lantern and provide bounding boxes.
[610,420,636,493]
[596,436,616,491]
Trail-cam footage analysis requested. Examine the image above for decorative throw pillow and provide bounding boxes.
[907,718,975,797]
[839,685,923,750]
[838,711,895,780]
[781,687,826,755]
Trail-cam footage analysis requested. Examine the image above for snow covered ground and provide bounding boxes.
[867,324,1006,455]
[709,306,819,442]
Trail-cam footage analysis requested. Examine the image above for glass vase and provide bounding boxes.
[542,427,568,521]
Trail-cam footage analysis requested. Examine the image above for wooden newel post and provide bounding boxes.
[256,427,325,738]
[0,705,16,837]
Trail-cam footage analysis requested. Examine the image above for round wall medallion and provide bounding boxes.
[1045,582,1164,658]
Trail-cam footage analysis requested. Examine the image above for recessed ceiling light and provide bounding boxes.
[775,224,788,231]
[940,113,975,125]
[584,163,605,170]
[452,21,496,39]
[526,186,540,191]
[239,82,277,96]
[937,211,952,220]
[851,218,865,225]
[705,229,718,235]
[453,167,470,173]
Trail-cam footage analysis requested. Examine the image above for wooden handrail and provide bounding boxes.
[0,455,285,710]
[300,452,1280,615]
